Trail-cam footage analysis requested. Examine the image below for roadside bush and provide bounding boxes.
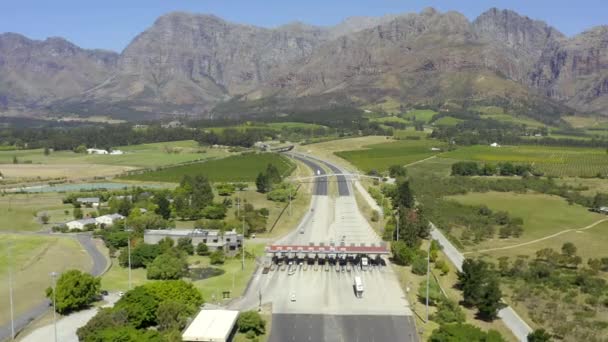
[45,269,100,314]
[432,298,466,325]
[196,242,210,256]
[210,250,226,265]
[238,310,266,336]
[411,256,428,275]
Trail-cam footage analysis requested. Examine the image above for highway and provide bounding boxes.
[235,153,417,342]
[0,233,107,341]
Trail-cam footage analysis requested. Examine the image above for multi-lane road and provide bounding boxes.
[234,153,417,342]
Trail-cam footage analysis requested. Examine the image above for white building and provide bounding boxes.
[65,218,97,230]
[144,229,243,254]
[110,150,124,155]
[95,213,125,227]
[182,309,239,342]
[490,142,501,147]
[76,197,101,207]
[86,148,108,155]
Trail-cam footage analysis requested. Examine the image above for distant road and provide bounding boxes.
[0,233,107,341]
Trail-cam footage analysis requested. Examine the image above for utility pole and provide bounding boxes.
[241,215,246,271]
[425,240,431,323]
[50,271,58,342]
[288,187,292,216]
[7,241,15,340]
[396,207,400,241]
[236,188,240,217]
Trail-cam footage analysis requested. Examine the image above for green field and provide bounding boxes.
[402,109,437,123]
[335,138,445,172]
[120,153,294,183]
[433,116,463,126]
[0,140,226,168]
[0,235,91,326]
[446,192,604,252]
[0,193,68,232]
[441,145,608,177]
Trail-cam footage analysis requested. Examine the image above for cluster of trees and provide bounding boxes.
[237,311,267,340]
[429,323,506,342]
[77,280,203,341]
[194,128,277,148]
[451,161,537,177]
[255,163,283,193]
[457,259,504,320]
[266,182,297,202]
[173,175,215,220]
[117,237,193,280]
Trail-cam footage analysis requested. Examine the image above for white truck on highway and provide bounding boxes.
[354,276,364,298]
[361,257,369,271]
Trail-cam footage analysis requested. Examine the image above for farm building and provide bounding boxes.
[95,213,125,226]
[86,148,108,155]
[144,229,243,254]
[76,197,101,207]
[65,218,97,230]
[182,309,239,342]
[109,150,124,155]
[490,142,501,147]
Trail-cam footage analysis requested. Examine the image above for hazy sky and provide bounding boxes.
[1,0,606,52]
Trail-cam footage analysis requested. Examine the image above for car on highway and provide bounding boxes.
[300,228,304,234]
[290,292,296,302]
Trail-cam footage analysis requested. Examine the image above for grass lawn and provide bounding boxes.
[0,193,69,232]
[432,116,463,127]
[335,138,445,173]
[0,235,91,327]
[120,153,295,183]
[101,242,267,303]
[445,192,604,253]
[440,144,608,177]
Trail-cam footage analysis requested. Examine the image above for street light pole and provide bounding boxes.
[396,207,400,241]
[7,241,15,340]
[126,219,132,291]
[50,271,58,342]
[425,240,431,323]
[289,187,292,216]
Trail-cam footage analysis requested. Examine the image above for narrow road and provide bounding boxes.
[0,233,108,341]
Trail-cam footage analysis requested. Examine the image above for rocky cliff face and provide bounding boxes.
[0,33,118,109]
[1,8,607,118]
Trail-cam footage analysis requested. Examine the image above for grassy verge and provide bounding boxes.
[0,193,69,232]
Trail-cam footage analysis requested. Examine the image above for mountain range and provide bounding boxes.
[0,7,606,122]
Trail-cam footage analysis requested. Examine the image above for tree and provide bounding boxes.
[201,204,227,220]
[44,146,51,156]
[196,242,209,256]
[191,175,214,213]
[144,280,203,313]
[114,286,160,328]
[457,259,503,320]
[147,252,188,280]
[157,237,175,253]
[12,155,18,164]
[176,237,194,255]
[154,194,172,220]
[45,270,100,314]
[393,180,415,209]
[435,259,450,276]
[528,329,552,342]
[388,164,407,178]
[265,164,282,184]
[119,243,161,268]
[391,241,416,266]
[237,310,266,335]
[210,250,225,265]
[156,300,189,331]
[40,212,51,224]
[256,172,270,193]
[561,242,577,257]
[476,277,503,320]
[73,207,83,219]
[82,326,163,342]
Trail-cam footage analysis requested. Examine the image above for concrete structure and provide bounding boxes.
[94,213,125,227]
[76,197,100,207]
[144,229,243,253]
[182,309,239,342]
[86,148,108,155]
[65,218,96,230]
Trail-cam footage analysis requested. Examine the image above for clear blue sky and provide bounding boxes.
[1,0,606,52]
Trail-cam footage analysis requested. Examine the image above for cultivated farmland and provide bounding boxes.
[335,138,445,173]
[441,145,608,177]
[120,153,294,183]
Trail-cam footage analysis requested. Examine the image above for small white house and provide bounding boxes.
[430,147,441,151]
[95,213,125,227]
[490,142,501,148]
[109,150,124,155]
[65,218,97,230]
[86,148,108,155]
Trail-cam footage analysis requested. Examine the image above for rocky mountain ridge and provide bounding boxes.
[0,7,606,120]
